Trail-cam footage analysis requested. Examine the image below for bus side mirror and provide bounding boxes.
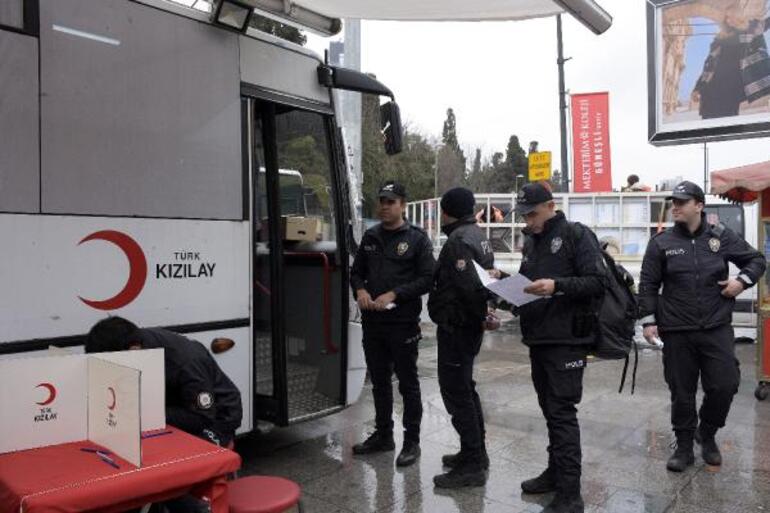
[317,64,403,155]
[380,101,403,155]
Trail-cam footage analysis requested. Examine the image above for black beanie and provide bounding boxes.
[441,187,475,219]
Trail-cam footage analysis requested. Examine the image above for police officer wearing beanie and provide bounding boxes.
[500,182,606,513]
[639,181,765,472]
[428,187,494,488]
[350,181,435,467]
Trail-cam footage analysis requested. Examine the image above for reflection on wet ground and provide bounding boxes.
[236,318,770,512]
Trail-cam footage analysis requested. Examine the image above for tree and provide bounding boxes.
[442,108,460,150]
[551,170,563,192]
[472,148,482,175]
[467,148,486,192]
[277,135,330,208]
[435,108,466,194]
[436,144,466,193]
[250,15,307,45]
[360,92,437,217]
[507,135,529,184]
[361,92,389,216]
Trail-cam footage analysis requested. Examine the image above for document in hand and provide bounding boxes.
[473,261,541,307]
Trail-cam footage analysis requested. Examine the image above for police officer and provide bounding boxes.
[85,316,243,446]
[428,187,494,488]
[350,181,435,467]
[85,316,243,513]
[639,181,765,472]
[504,182,605,513]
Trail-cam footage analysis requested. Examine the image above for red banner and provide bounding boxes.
[571,92,612,193]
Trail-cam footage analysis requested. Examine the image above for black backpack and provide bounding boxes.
[566,223,639,393]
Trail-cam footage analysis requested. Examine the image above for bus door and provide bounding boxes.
[245,98,348,426]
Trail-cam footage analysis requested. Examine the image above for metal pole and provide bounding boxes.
[557,14,570,193]
[703,142,709,193]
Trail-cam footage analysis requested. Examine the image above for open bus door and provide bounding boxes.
[245,98,350,425]
[244,64,402,426]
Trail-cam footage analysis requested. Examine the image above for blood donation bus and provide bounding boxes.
[0,0,404,432]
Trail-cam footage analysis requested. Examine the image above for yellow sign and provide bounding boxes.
[528,151,552,181]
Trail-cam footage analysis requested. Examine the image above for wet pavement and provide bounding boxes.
[236,317,770,512]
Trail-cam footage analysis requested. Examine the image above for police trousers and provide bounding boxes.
[363,322,423,442]
[661,324,740,437]
[437,325,486,460]
[530,344,587,492]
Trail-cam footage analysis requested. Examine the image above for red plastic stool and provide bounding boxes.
[228,475,302,513]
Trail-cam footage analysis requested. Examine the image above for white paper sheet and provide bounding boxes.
[474,260,497,288]
[473,261,541,307]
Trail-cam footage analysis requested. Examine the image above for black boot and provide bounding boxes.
[434,455,487,488]
[695,424,722,466]
[441,448,490,470]
[352,431,395,455]
[666,436,695,472]
[542,489,584,513]
[396,440,421,467]
[520,467,557,494]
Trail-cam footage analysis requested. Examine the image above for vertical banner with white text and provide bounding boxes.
[571,92,612,192]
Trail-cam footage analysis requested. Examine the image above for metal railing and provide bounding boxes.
[407,192,758,328]
[407,192,681,259]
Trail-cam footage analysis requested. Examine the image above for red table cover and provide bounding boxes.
[0,427,241,513]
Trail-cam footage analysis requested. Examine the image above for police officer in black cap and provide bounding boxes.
[428,186,494,488]
[350,181,435,467]
[499,182,605,513]
[639,180,765,472]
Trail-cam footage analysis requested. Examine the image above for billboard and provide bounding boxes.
[647,0,770,145]
[571,92,613,193]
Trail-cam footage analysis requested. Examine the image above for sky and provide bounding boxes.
[307,0,770,191]
[679,16,717,102]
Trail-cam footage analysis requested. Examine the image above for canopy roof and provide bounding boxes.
[297,0,563,22]
[710,160,770,203]
[170,0,611,33]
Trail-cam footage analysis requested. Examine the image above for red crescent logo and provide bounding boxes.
[78,230,148,311]
[107,387,116,411]
[35,383,57,406]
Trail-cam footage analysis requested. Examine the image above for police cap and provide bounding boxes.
[514,182,554,215]
[666,181,705,203]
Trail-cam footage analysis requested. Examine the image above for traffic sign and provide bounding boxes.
[528,151,552,181]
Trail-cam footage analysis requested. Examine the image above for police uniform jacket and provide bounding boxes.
[638,214,766,332]
[427,216,494,329]
[139,328,243,444]
[350,222,435,325]
[517,211,606,347]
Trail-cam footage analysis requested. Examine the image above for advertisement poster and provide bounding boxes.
[648,0,770,144]
[571,92,612,193]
